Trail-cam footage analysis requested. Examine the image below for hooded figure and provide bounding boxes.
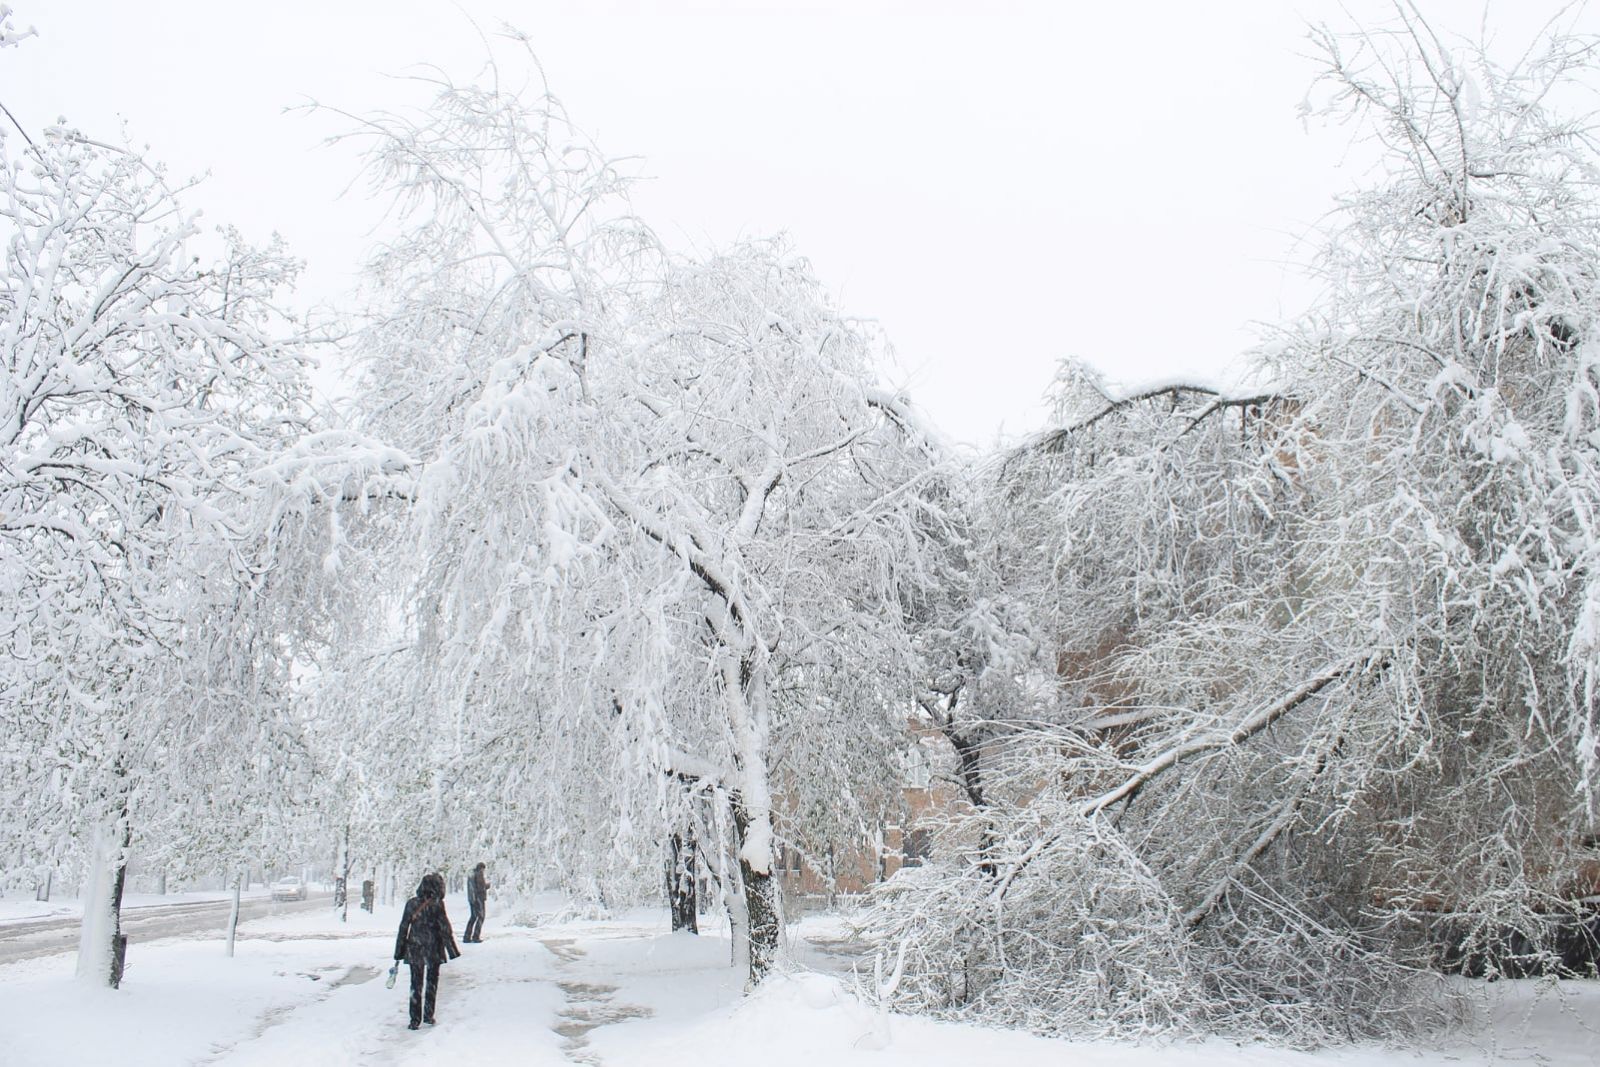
[465,862,489,943]
[394,876,462,1029]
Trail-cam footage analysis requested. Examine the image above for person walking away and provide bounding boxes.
[394,877,462,1029]
[422,871,447,903]
[422,871,462,944]
[465,862,489,942]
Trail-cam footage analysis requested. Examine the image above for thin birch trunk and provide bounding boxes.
[225,870,242,957]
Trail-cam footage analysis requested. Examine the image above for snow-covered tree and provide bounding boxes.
[864,11,1600,1043]
[323,47,939,984]
[0,109,326,984]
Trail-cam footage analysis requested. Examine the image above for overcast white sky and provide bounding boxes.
[6,1,1596,446]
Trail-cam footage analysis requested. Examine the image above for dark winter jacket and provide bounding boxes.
[468,867,489,909]
[394,883,461,965]
[422,872,461,939]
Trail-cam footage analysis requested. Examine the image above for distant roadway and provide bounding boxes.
[0,893,333,968]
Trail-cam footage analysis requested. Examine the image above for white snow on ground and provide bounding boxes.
[1,898,1596,1066]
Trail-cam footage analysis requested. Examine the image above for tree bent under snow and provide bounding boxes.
[326,46,937,985]
[862,11,1600,1043]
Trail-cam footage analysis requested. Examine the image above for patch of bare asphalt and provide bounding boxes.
[239,930,378,942]
[805,931,871,961]
[539,936,585,962]
[330,963,381,987]
[542,940,654,1064]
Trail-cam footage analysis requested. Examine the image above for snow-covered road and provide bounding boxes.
[0,893,332,967]
[1,900,1596,1066]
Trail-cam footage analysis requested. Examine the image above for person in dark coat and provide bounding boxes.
[422,871,458,937]
[394,877,462,1029]
[464,862,489,942]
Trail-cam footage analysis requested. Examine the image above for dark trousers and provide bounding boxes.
[465,904,484,941]
[408,959,440,1024]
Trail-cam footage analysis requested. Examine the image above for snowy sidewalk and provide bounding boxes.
[2,903,1598,1066]
[1,901,565,1065]
[202,926,574,1065]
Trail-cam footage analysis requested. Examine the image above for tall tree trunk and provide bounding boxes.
[339,825,350,923]
[725,857,751,974]
[948,728,997,878]
[741,860,780,982]
[732,793,780,985]
[76,792,131,988]
[225,870,242,957]
[722,652,782,986]
[668,830,699,933]
[106,811,131,988]
[75,821,116,985]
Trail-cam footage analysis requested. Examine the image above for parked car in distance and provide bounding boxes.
[271,876,306,902]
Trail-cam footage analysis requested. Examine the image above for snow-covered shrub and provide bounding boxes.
[858,795,1199,1039]
[868,10,1600,1044]
[858,737,1453,1044]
